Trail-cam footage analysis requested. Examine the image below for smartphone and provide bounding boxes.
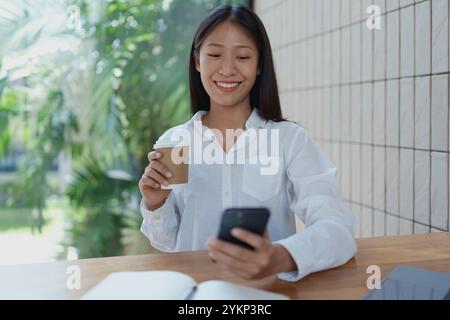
[217,207,270,250]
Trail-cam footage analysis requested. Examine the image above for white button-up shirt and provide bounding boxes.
[140,108,357,282]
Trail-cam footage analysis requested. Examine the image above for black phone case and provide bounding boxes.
[217,207,270,250]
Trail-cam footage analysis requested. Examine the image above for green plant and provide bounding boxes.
[0,0,250,259]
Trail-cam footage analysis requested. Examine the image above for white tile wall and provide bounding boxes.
[431,75,449,151]
[400,148,414,220]
[400,78,414,148]
[386,79,399,146]
[373,81,386,145]
[414,76,430,149]
[387,214,399,235]
[351,144,361,203]
[351,84,361,143]
[362,83,373,144]
[415,1,431,75]
[386,147,400,215]
[373,146,386,211]
[400,6,414,77]
[373,209,385,236]
[414,150,430,225]
[431,152,448,230]
[255,0,450,238]
[351,24,362,82]
[387,10,400,79]
[362,145,373,206]
[362,206,374,237]
[431,0,449,73]
[373,15,386,80]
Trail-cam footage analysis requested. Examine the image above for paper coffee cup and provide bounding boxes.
[153,141,189,189]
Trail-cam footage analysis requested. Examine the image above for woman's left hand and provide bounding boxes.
[205,228,296,280]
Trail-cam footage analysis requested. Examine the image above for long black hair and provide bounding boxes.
[188,4,285,122]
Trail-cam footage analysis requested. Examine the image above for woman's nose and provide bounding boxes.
[219,57,237,76]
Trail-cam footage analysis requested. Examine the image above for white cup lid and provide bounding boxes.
[153,141,189,149]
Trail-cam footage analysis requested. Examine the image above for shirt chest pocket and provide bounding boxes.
[241,162,283,202]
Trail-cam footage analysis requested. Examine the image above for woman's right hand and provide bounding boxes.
[139,151,173,211]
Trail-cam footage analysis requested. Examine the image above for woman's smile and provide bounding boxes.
[214,80,243,93]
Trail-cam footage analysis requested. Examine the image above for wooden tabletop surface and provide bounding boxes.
[1,232,450,299]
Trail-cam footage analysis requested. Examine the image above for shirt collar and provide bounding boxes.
[189,108,267,128]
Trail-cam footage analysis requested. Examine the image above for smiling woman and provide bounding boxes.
[139,4,358,284]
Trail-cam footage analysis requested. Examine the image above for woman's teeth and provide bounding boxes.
[215,81,241,91]
[217,82,240,88]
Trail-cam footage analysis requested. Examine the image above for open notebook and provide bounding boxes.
[81,271,290,300]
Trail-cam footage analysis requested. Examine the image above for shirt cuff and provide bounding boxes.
[273,235,314,282]
[140,192,175,224]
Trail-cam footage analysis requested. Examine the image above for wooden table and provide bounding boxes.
[1,232,450,299]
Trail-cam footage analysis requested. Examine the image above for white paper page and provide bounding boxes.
[81,271,197,300]
[193,280,290,300]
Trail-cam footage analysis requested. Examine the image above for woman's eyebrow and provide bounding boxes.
[205,43,255,50]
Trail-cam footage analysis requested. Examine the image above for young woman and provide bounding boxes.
[138,4,357,282]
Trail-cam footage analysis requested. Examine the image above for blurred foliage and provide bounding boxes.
[0,0,249,259]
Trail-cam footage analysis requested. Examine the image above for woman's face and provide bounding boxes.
[195,20,259,108]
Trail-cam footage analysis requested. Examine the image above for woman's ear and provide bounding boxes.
[194,52,200,72]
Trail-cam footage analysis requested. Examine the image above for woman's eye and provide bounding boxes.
[207,54,220,58]
[238,57,250,60]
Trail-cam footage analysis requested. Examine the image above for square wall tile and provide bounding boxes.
[351,84,362,142]
[341,143,351,200]
[431,75,449,151]
[414,223,430,234]
[362,83,373,144]
[373,81,386,145]
[400,0,414,7]
[351,24,362,82]
[386,214,399,236]
[362,20,374,82]
[415,1,431,75]
[352,203,362,238]
[361,145,373,206]
[331,87,341,140]
[387,0,400,12]
[373,209,386,237]
[323,88,331,140]
[400,78,414,148]
[351,144,361,203]
[362,206,374,237]
[386,79,400,146]
[341,85,351,141]
[341,0,351,26]
[387,10,400,79]
[414,150,430,225]
[341,27,351,83]
[373,15,386,80]
[331,30,341,85]
[373,146,386,211]
[323,33,331,86]
[431,152,448,230]
[432,0,449,73]
[386,147,400,215]
[415,76,431,149]
[399,148,414,220]
[399,218,413,235]
[400,6,414,77]
[331,0,341,29]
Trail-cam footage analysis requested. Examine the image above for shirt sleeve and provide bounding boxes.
[140,191,180,252]
[274,125,358,282]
